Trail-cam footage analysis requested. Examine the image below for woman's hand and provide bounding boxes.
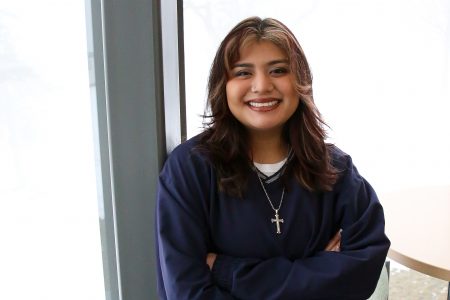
[324,229,342,252]
[206,253,217,270]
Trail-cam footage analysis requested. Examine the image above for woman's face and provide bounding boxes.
[226,40,299,136]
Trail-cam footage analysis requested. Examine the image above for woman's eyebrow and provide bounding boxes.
[232,59,289,69]
[267,59,289,66]
[232,63,253,68]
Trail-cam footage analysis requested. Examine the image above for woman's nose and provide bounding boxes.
[251,73,274,93]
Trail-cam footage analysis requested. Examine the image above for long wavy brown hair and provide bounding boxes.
[197,17,338,198]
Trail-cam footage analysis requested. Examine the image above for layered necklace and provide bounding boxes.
[253,148,293,235]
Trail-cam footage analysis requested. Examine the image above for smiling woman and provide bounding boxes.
[155,17,390,300]
[226,41,299,138]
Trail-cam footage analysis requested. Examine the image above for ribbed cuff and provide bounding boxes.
[211,254,236,292]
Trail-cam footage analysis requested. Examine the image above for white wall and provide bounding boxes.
[183,0,450,194]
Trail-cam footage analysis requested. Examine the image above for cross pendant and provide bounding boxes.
[271,209,284,234]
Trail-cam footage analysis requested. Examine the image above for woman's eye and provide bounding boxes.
[271,67,288,75]
[234,70,251,77]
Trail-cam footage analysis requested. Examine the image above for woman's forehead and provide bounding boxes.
[238,40,287,59]
[230,39,287,62]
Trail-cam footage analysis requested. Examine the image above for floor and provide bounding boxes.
[389,262,448,300]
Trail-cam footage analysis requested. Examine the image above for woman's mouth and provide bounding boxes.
[247,99,281,111]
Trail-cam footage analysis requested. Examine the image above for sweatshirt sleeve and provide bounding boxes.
[156,144,235,300]
[210,155,390,300]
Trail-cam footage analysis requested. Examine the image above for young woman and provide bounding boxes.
[156,17,390,299]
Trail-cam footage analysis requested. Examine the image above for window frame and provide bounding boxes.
[85,0,185,299]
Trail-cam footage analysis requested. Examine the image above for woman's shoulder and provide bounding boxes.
[327,143,352,171]
[168,133,206,158]
[327,144,367,190]
[162,133,210,172]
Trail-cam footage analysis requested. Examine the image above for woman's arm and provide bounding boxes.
[206,158,390,300]
[156,145,235,300]
[206,230,342,268]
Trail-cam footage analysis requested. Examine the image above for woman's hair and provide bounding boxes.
[197,16,338,198]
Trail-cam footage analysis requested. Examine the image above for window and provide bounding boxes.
[0,2,105,299]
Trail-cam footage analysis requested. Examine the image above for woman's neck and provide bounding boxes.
[249,131,288,164]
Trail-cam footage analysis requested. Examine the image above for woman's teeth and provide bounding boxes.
[248,100,278,107]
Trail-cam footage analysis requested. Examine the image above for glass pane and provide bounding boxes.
[0,2,105,299]
[183,0,450,193]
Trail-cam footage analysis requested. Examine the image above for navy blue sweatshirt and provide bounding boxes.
[156,136,390,299]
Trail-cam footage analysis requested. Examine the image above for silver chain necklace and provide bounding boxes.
[256,174,285,234]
